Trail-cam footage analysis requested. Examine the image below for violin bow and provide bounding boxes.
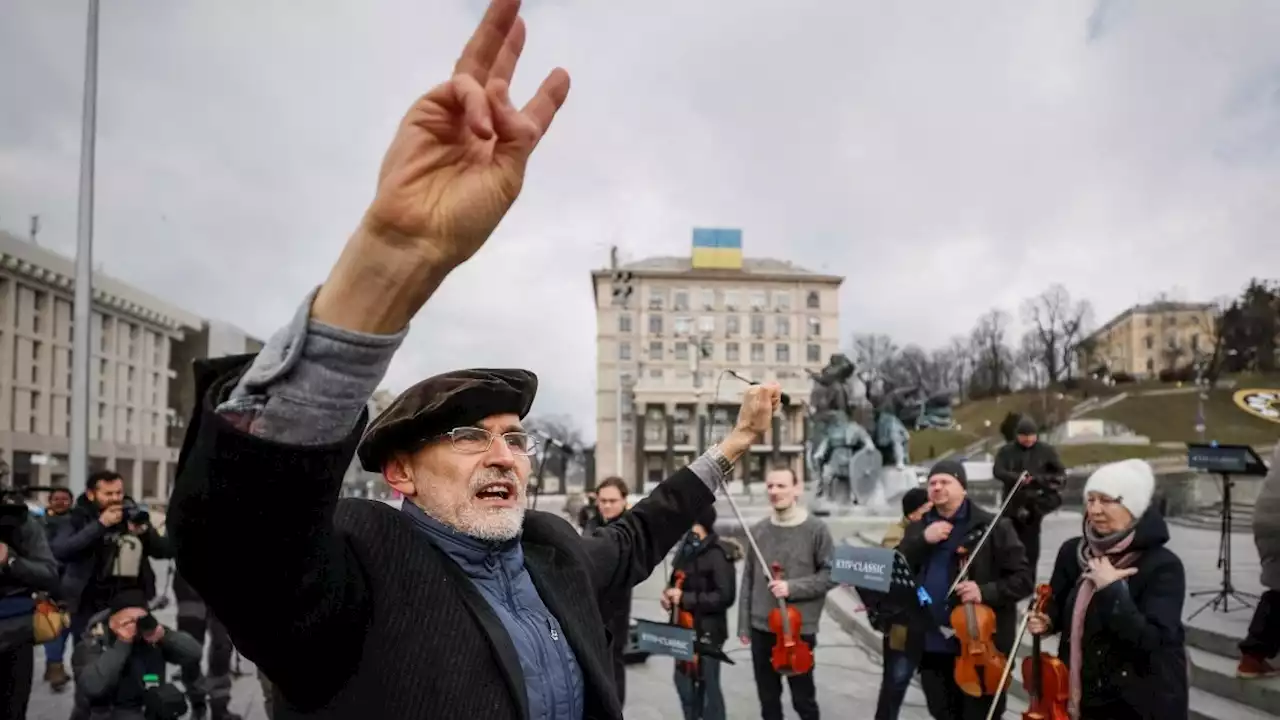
[983,603,1036,720]
[945,471,1030,599]
[720,484,778,581]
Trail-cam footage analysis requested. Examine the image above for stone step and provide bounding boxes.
[836,534,1280,717]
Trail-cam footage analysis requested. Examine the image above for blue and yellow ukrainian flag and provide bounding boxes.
[691,228,743,269]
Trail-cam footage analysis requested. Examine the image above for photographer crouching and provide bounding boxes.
[0,485,61,719]
[72,590,201,720]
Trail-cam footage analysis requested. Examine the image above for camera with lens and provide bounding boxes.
[121,498,150,526]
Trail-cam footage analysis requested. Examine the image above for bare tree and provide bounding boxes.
[851,333,899,375]
[524,414,585,483]
[1017,330,1048,389]
[969,309,1014,397]
[947,335,973,401]
[1021,284,1093,384]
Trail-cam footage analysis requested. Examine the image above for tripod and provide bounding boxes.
[1188,473,1259,620]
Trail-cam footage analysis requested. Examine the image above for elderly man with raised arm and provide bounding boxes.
[165,2,784,720]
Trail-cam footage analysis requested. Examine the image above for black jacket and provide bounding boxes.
[667,532,737,645]
[993,440,1066,524]
[167,355,719,720]
[48,494,173,615]
[1042,509,1188,720]
[0,506,60,652]
[896,501,1033,661]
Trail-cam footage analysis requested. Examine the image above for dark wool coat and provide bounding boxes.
[167,355,717,720]
[896,501,1034,663]
[1043,508,1189,720]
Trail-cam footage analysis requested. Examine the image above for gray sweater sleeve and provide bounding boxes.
[216,287,406,445]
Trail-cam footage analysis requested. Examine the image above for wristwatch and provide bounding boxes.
[707,444,736,477]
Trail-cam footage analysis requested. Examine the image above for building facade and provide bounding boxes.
[592,240,843,492]
[1078,300,1218,378]
[0,230,203,500]
[167,319,265,449]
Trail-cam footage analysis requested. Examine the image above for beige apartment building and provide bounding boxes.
[592,254,843,492]
[0,230,203,501]
[1078,300,1217,378]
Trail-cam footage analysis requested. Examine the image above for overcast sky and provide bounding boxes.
[2,0,1277,441]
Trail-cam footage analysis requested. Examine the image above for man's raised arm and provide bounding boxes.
[168,0,572,709]
[581,385,780,597]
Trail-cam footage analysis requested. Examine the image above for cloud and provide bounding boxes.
[2,0,1277,442]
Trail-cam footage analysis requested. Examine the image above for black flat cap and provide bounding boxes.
[356,368,538,472]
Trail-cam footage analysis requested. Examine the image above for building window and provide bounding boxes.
[726,316,740,335]
[807,317,821,336]
[700,289,715,309]
[775,317,790,337]
[774,291,791,311]
[673,289,690,311]
[776,343,790,363]
[618,342,631,360]
[674,317,693,335]
[649,314,663,334]
[807,343,821,363]
[622,427,634,445]
[724,291,740,310]
[648,288,666,310]
[749,291,766,310]
[751,343,765,363]
[1191,334,1200,352]
[675,342,689,361]
[619,314,632,333]
[750,315,765,335]
[1144,335,1153,350]
[806,291,820,309]
[726,342,740,361]
[649,341,663,360]
[698,316,715,334]
[1146,357,1155,373]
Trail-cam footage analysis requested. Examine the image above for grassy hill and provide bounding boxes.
[1084,387,1279,447]
[906,375,1280,465]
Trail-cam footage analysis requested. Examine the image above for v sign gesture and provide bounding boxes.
[313,0,570,335]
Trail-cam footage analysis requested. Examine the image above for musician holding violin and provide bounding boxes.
[661,505,739,720]
[735,465,837,720]
[1025,459,1189,720]
[895,460,1033,720]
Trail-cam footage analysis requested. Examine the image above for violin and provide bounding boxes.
[1021,585,1068,720]
[767,563,814,676]
[950,601,1007,697]
[949,519,1008,697]
[670,570,698,676]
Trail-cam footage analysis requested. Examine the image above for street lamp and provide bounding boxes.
[69,0,101,496]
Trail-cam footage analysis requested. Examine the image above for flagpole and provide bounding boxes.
[69,0,101,497]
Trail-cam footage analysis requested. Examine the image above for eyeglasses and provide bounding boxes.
[435,427,539,456]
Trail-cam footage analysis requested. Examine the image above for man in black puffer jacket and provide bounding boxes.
[992,417,1065,578]
[663,506,737,720]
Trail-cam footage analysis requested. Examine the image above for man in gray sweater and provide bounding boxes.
[737,465,837,720]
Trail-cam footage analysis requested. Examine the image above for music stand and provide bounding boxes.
[1185,443,1268,620]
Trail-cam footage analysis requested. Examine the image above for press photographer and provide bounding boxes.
[992,417,1065,576]
[49,471,175,644]
[72,590,202,720]
[0,485,60,719]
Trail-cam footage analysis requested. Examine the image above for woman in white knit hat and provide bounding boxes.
[1026,459,1189,720]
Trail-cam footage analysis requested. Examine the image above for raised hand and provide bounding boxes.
[363,0,571,269]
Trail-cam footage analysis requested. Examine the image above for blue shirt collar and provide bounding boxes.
[399,500,523,573]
